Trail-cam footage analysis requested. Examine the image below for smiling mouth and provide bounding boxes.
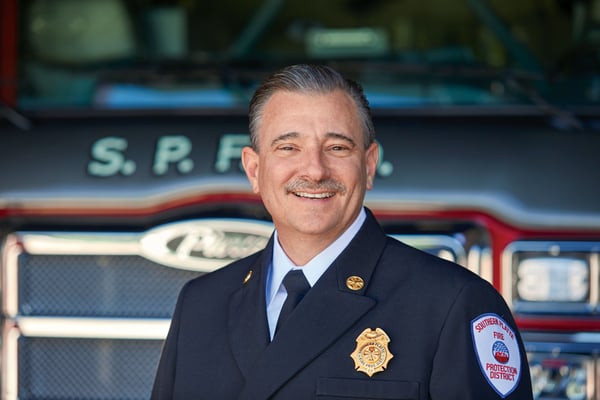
[285,179,346,199]
[293,191,336,199]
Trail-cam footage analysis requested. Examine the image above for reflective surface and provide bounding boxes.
[16,0,600,111]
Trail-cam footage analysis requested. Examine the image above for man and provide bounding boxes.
[151,64,533,399]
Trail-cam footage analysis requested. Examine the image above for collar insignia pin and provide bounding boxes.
[243,270,253,284]
[350,327,394,377]
[346,275,364,291]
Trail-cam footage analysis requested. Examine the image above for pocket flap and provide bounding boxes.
[316,377,419,399]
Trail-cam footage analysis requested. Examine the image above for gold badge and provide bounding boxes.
[350,328,394,377]
[243,270,253,284]
[346,276,364,291]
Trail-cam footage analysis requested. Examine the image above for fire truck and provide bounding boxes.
[1,0,600,398]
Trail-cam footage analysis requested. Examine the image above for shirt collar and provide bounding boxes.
[267,208,366,304]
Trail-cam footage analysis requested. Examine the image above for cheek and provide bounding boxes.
[257,161,286,192]
[346,162,369,184]
[273,154,298,173]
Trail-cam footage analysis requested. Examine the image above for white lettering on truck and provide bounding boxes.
[214,134,250,173]
[87,136,136,177]
[153,135,194,175]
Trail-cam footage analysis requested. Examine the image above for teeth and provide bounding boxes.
[294,192,334,199]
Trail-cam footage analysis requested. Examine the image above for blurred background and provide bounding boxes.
[1,0,600,399]
[8,0,600,110]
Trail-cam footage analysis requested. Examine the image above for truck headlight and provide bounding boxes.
[517,257,589,302]
[502,242,599,313]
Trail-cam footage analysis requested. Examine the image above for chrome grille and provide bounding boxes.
[18,253,198,318]
[18,336,162,400]
[1,220,275,400]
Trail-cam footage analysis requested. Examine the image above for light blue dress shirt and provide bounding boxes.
[266,208,367,339]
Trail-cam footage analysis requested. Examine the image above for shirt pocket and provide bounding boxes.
[316,377,419,399]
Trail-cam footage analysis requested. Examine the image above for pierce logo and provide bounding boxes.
[139,219,273,272]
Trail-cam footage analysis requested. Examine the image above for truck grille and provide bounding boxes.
[18,254,197,318]
[1,219,275,400]
[18,337,161,400]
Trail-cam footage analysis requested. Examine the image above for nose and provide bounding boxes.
[302,147,331,182]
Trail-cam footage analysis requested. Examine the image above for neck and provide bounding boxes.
[276,232,337,266]
[274,208,366,265]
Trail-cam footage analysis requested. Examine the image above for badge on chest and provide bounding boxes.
[350,327,394,377]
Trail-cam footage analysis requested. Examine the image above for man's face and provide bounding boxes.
[242,89,379,245]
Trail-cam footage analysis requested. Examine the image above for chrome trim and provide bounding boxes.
[591,251,600,313]
[2,321,19,400]
[502,243,513,308]
[2,235,21,318]
[589,359,595,400]
[466,245,493,284]
[480,246,494,284]
[596,359,600,400]
[20,232,140,255]
[466,245,482,276]
[16,317,170,339]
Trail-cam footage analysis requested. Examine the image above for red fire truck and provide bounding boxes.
[2,0,600,398]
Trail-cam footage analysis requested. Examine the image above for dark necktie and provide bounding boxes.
[275,269,310,335]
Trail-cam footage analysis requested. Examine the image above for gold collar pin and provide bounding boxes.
[346,275,364,291]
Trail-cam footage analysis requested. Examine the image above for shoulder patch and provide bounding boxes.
[471,313,522,398]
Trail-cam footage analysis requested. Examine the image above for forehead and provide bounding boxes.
[264,88,356,110]
[259,89,361,136]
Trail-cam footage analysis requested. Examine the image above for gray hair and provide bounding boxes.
[248,64,375,151]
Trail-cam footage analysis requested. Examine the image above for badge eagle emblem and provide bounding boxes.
[350,327,394,377]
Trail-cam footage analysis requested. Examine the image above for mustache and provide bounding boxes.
[285,178,347,194]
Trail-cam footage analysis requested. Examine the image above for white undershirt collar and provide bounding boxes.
[266,208,366,338]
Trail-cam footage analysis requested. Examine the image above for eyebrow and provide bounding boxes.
[270,131,357,148]
[326,132,357,147]
[271,132,299,147]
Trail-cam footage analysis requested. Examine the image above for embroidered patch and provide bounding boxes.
[471,313,521,398]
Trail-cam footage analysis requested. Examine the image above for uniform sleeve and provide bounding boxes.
[150,280,189,399]
[429,279,533,399]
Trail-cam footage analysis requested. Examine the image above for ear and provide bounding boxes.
[241,146,260,193]
[365,142,379,190]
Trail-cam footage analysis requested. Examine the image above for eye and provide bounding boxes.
[328,144,352,155]
[331,145,348,151]
[275,144,298,153]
